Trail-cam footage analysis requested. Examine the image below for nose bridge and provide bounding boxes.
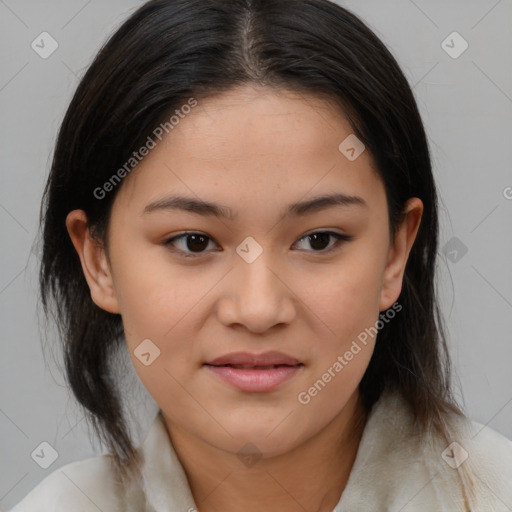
[222,237,294,331]
[236,239,280,301]
[237,247,277,293]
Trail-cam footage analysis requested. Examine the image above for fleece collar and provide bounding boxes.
[135,390,512,512]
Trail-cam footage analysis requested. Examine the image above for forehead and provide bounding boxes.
[115,84,383,213]
[158,86,359,164]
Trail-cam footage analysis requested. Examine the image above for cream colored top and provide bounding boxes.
[9,390,512,511]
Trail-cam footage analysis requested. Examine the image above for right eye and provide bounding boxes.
[163,232,219,258]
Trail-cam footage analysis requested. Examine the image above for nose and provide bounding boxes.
[216,249,296,334]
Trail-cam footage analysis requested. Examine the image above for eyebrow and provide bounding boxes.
[142,193,367,221]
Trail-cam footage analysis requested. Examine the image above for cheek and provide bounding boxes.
[294,267,380,431]
[112,254,200,408]
[294,345,373,440]
[110,241,201,335]
[302,271,379,389]
[303,252,386,343]
[110,244,225,398]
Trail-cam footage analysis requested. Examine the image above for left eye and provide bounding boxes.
[293,231,352,252]
[163,231,352,257]
[164,232,217,257]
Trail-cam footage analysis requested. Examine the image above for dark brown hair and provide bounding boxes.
[39,0,465,484]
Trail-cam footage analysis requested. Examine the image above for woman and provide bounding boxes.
[9,0,512,510]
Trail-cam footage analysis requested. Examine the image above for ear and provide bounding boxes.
[65,210,120,314]
[379,197,423,311]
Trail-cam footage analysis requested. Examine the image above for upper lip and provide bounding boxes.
[205,351,302,367]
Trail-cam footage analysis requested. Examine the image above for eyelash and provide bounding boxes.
[163,231,353,258]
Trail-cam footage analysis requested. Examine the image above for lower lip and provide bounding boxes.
[204,364,302,392]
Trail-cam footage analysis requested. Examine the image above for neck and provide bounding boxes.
[163,390,368,512]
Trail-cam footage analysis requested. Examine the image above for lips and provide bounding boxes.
[216,364,290,369]
[206,351,302,368]
[205,351,302,368]
[204,351,304,392]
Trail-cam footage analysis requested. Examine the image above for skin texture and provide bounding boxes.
[66,84,423,512]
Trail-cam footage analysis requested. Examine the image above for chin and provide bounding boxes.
[209,419,308,456]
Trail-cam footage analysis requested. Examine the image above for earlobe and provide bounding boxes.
[379,198,423,311]
[65,210,121,314]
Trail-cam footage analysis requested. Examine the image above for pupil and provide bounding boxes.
[309,233,329,250]
[187,234,208,252]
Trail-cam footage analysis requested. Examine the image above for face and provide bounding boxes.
[67,84,422,458]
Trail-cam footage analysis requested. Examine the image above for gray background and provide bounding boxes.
[1,0,511,509]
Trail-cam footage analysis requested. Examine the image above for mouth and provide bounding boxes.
[203,352,304,392]
[207,363,303,370]
[205,350,302,367]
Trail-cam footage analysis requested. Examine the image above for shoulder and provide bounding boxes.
[8,410,194,512]
[453,415,512,501]
[8,454,125,512]
[399,393,512,509]
[464,415,512,457]
[340,390,512,511]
